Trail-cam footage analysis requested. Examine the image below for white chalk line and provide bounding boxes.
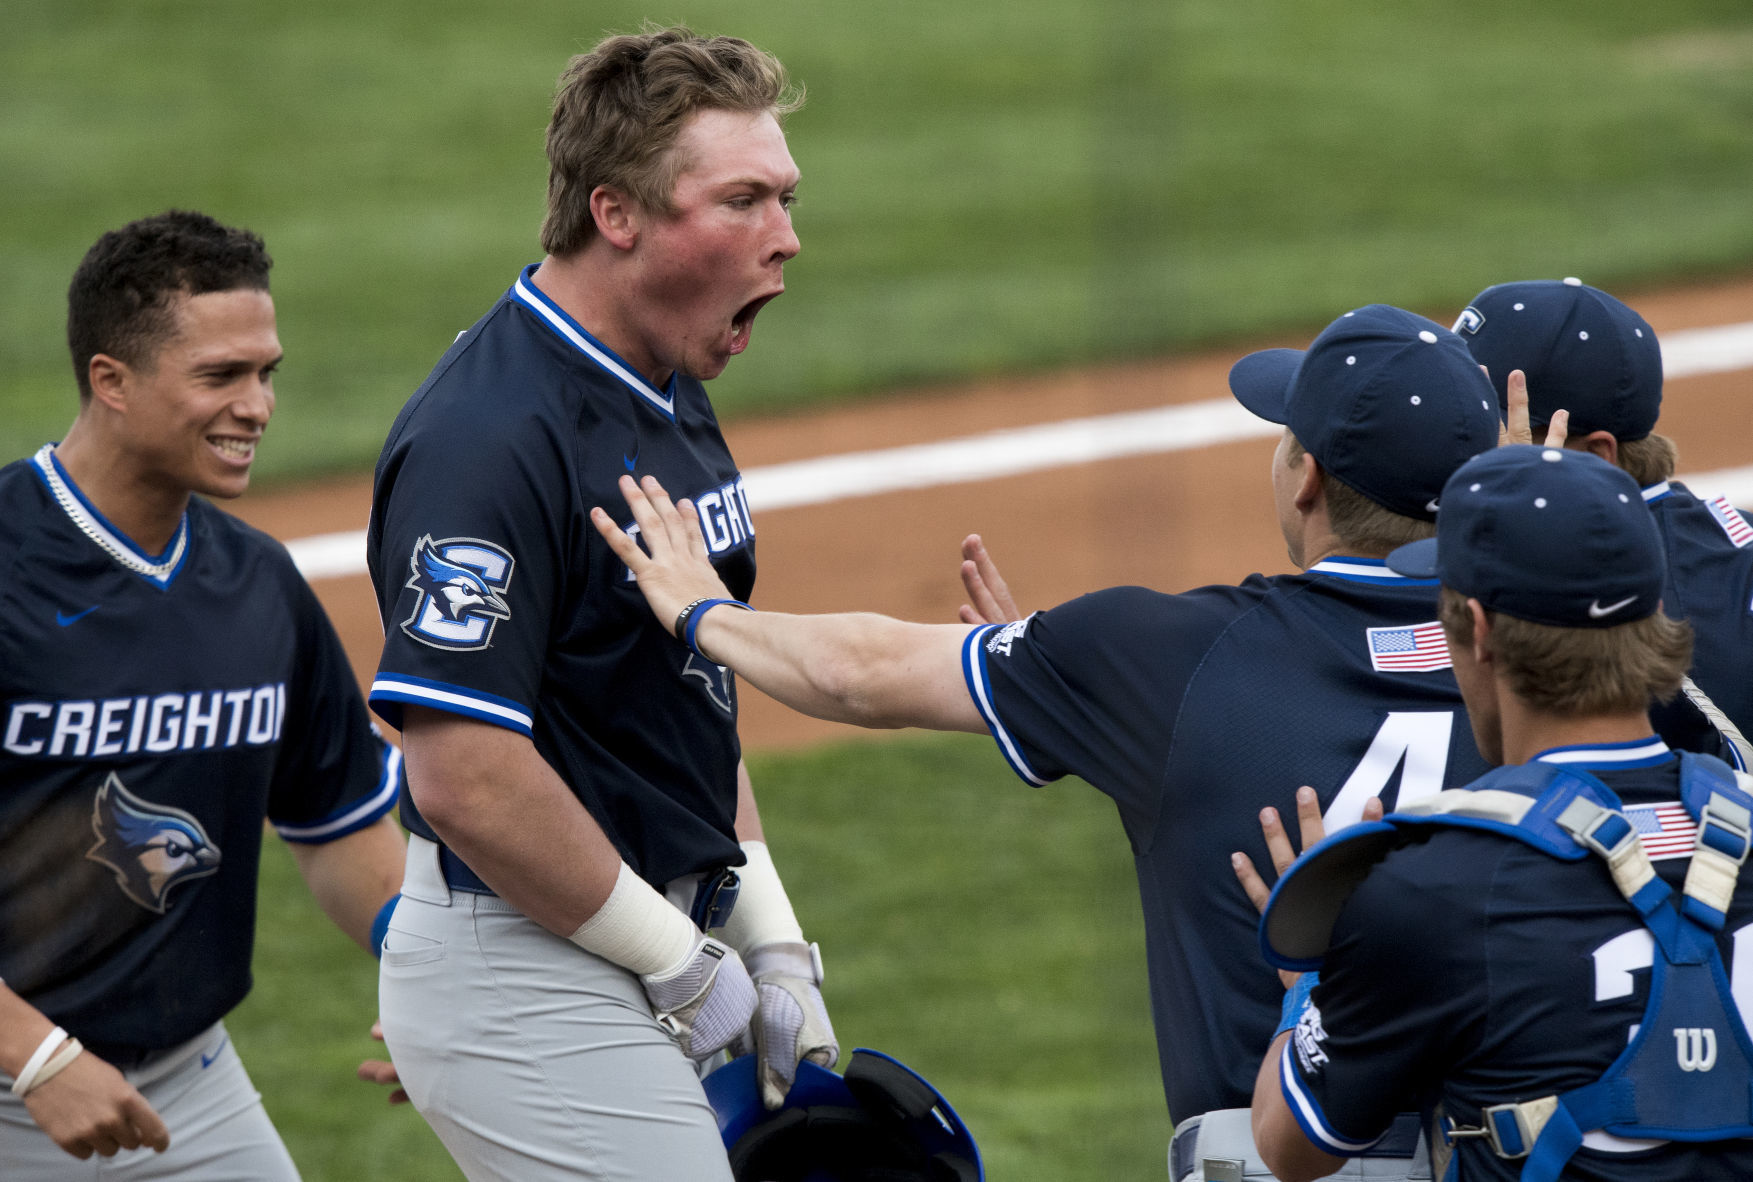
[285,320,1753,581]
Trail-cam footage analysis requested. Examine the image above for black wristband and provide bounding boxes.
[673,597,713,643]
[676,598,754,662]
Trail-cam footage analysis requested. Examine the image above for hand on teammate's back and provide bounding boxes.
[1231,787,1382,989]
[356,1020,409,1106]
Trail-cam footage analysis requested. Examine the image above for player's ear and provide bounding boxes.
[86,353,133,414]
[1577,430,1618,467]
[1292,449,1324,510]
[1467,598,1493,666]
[590,185,640,251]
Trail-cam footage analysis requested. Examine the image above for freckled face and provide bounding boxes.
[122,288,280,500]
[622,108,801,383]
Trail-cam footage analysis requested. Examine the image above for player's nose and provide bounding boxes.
[234,376,276,426]
[767,206,799,265]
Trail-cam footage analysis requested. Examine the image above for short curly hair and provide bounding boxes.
[540,26,801,257]
[67,210,271,401]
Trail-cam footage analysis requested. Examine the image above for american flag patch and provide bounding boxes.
[1704,495,1753,549]
[1365,621,1450,672]
[1624,802,1698,860]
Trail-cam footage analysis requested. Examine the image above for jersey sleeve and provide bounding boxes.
[1277,842,1488,1154]
[267,562,402,842]
[960,585,1243,818]
[368,406,569,737]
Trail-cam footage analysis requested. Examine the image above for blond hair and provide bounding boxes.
[541,26,801,257]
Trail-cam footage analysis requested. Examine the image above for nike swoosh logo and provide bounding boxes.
[55,606,99,627]
[1588,595,1638,619]
[200,1034,230,1069]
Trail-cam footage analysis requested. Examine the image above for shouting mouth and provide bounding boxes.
[729,292,781,356]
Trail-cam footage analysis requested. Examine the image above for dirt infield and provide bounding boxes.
[230,275,1753,751]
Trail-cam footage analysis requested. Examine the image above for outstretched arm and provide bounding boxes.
[592,476,986,734]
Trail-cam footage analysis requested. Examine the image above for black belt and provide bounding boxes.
[81,1040,164,1071]
[436,840,741,933]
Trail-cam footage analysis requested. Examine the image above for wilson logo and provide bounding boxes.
[1675,1026,1718,1072]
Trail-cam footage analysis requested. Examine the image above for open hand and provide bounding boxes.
[591,475,734,630]
[1231,787,1382,987]
[957,533,1022,625]
[356,1020,409,1106]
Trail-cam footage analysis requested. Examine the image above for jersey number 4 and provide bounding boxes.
[1324,712,1454,831]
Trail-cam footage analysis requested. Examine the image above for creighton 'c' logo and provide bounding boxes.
[402,535,515,650]
[86,773,222,913]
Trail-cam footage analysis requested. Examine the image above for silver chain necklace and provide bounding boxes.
[33,444,188,581]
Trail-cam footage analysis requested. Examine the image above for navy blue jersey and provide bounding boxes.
[1646,480,1753,737]
[0,446,400,1053]
[1285,740,1753,1180]
[961,557,1493,1119]
[368,266,755,887]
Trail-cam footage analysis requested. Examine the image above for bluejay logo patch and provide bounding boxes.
[86,773,221,913]
[402,535,515,650]
[682,653,735,714]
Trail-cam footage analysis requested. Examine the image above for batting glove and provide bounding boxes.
[638,934,758,1061]
[744,940,838,1108]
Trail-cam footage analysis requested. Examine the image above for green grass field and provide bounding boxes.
[237,733,1162,1180]
[13,4,1753,1175]
[4,2,1752,482]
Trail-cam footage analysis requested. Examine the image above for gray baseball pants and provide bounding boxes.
[379,834,734,1182]
[0,1021,300,1180]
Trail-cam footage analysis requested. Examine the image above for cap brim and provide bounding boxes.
[1385,537,1440,579]
[1228,348,1304,424]
[1261,821,1404,970]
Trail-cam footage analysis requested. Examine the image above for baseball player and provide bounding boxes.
[596,305,1512,1177]
[1455,278,1753,748]
[1245,445,1753,1182]
[366,29,834,1182]
[0,210,405,1176]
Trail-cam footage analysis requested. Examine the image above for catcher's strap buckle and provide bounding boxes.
[689,866,741,932]
[1442,1095,1558,1159]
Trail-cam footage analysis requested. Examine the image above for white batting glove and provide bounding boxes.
[639,934,758,1061]
[744,940,838,1108]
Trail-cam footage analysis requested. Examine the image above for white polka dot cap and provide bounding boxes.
[1386,445,1664,628]
[1227,304,1500,521]
[1452,279,1662,440]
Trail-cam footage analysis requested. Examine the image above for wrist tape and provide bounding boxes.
[719,841,806,954]
[1276,971,1319,1037]
[568,862,700,977]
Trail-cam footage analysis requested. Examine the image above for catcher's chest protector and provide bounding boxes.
[1386,756,1753,1182]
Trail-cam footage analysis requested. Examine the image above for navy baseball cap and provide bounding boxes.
[1453,279,1663,440]
[1386,445,1664,628]
[1228,304,1501,520]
